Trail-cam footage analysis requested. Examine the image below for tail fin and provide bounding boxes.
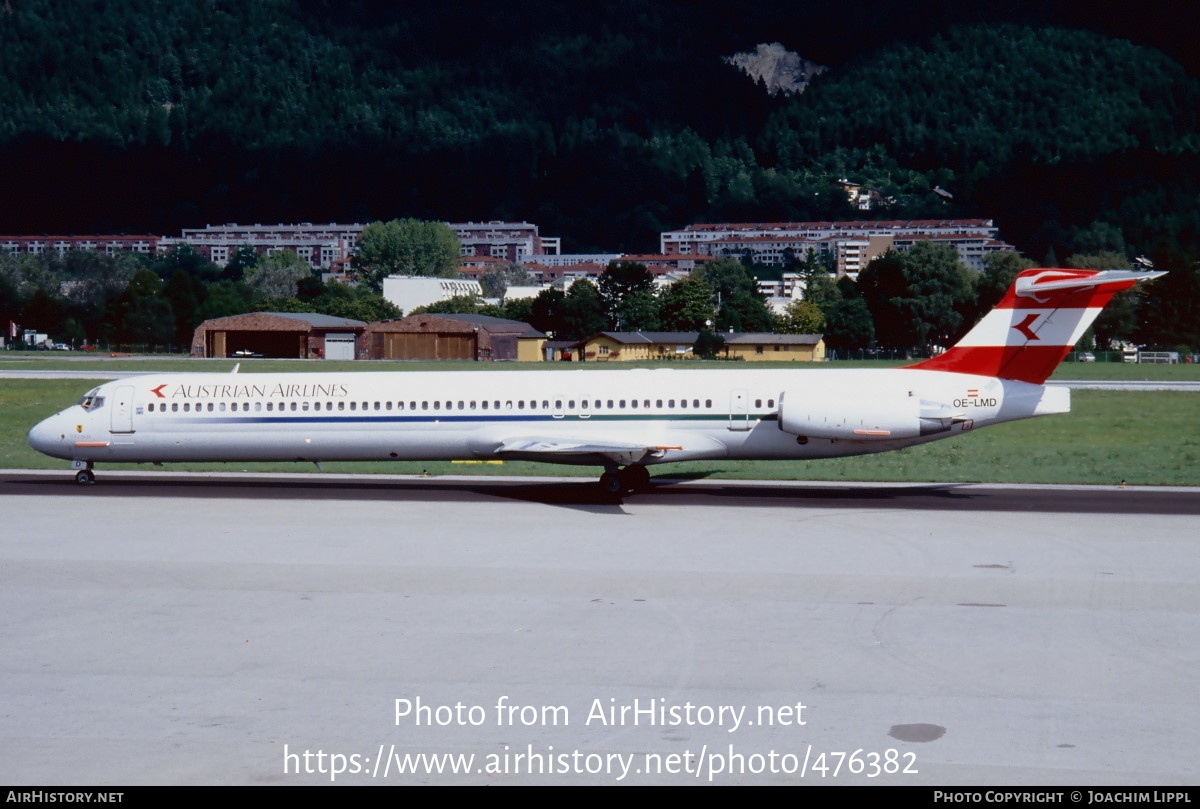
[905,268,1164,384]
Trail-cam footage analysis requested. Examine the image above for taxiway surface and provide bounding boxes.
[2,472,1197,785]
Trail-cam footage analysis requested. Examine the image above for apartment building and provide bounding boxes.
[0,235,161,256]
[660,219,1014,274]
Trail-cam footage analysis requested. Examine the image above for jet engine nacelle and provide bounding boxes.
[778,388,925,440]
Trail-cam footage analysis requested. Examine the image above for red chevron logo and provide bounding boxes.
[150,384,168,398]
[1012,313,1040,341]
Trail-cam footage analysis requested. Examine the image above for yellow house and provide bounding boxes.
[722,333,825,362]
[574,331,825,362]
[576,332,702,362]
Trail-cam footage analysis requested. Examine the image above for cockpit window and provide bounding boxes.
[78,393,105,410]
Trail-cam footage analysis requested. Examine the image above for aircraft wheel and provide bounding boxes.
[74,469,95,486]
[599,471,624,495]
[621,465,651,492]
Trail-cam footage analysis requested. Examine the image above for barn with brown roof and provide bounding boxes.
[190,312,367,359]
[359,314,546,361]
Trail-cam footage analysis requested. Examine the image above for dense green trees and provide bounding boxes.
[351,220,461,291]
[599,261,659,331]
[777,300,825,334]
[244,250,312,300]
[3,2,1199,274]
[857,244,975,351]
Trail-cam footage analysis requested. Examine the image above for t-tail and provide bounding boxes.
[905,268,1165,384]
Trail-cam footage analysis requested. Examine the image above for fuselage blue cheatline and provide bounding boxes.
[27,268,1162,492]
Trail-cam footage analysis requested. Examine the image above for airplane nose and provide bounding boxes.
[28,416,67,458]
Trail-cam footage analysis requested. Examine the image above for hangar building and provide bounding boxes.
[190,312,367,359]
[359,314,545,361]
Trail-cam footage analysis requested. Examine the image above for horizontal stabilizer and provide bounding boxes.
[1015,268,1165,301]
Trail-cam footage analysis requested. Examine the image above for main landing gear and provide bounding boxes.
[598,465,651,495]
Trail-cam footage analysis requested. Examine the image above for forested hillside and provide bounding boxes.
[1,1,1199,261]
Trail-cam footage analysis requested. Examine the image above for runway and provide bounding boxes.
[1,471,1198,784]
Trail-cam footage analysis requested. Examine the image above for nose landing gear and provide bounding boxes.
[72,461,95,485]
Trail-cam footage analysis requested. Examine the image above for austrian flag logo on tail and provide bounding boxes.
[150,384,168,399]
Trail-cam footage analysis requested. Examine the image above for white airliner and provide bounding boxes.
[28,268,1160,492]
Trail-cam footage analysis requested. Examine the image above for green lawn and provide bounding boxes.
[3,378,1196,485]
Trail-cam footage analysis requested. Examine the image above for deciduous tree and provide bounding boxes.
[352,219,461,291]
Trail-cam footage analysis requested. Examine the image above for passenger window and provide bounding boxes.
[302,402,310,411]
[290,402,297,412]
[172,403,179,412]
[184,403,191,412]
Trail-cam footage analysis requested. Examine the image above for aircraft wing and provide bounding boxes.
[492,436,672,466]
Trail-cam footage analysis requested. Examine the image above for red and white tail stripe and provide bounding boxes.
[906,268,1164,384]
